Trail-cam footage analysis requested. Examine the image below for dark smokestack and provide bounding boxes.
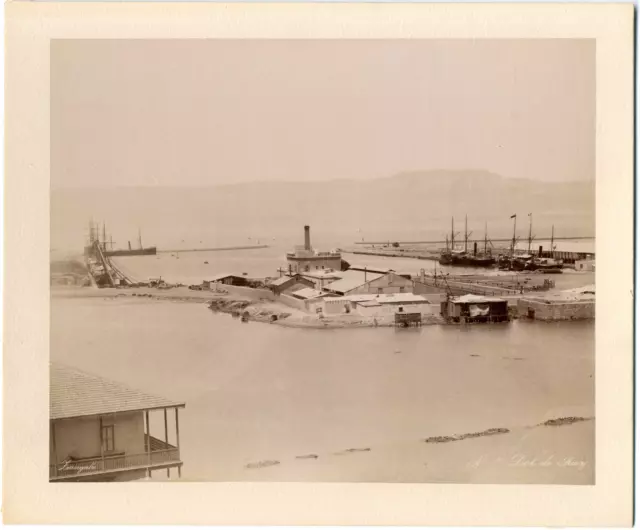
[304,225,311,251]
[473,242,478,256]
[538,245,543,257]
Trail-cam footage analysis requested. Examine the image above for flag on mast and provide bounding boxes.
[510,214,517,219]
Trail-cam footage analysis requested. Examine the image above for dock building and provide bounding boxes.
[442,294,510,323]
[323,270,413,297]
[286,226,343,273]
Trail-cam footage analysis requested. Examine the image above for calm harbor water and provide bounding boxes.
[51,291,594,482]
[109,245,595,292]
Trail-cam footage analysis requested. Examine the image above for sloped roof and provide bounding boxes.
[269,276,295,287]
[50,363,184,420]
[324,270,385,294]
[209,273,245,281]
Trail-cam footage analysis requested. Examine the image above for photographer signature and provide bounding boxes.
[468,453,587,471]
[59,459,99,474]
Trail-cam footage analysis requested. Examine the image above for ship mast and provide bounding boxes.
[464,216,468,253]
[550,224,555,252]
[463,215,472,254]
[138,228,143,250]
[527,213,533,253]
[511,214,517,256]
[484,221,488,255]
[450,217,455,252]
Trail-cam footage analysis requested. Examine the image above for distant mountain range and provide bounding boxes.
[51,170,595,251]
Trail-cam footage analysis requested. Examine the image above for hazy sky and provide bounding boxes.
[51,39,594,188]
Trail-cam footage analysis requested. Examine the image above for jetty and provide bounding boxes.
[354,236,595,246]
[158,245,269,254]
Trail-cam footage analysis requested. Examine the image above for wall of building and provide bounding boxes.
[574,260,595,272]
[54,415,101,461]
[281,281,314,294]
[110,411,146,455]
[354,303,441,317]
[516,299,595,321]
[287,257,342,274]
[279,293,311,312]
[298,275,342,290]
[320,298,353,315]
[53,411,145,463]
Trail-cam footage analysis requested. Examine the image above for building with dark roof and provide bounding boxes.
[267,274,314,294]
[50,363,185,482]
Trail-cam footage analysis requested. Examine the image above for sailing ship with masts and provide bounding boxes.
[85,220,157,257]
[439,216,496,267]
[497,214,563,273]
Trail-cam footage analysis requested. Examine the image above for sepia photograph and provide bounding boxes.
[3,1,633,525]
[49,38,596,484]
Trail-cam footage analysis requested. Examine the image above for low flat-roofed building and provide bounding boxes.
[288,287,331,301]
[517,285,595,321]
[296,269,344,290]
[315,292,441,316]
[50,363,185,482]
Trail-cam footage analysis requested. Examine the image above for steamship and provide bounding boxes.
[85,221,157,258]
[104,229,157,257]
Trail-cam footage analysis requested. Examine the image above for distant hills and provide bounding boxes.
[51,170,595,251]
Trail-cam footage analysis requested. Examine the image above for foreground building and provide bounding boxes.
[50,363,185,482]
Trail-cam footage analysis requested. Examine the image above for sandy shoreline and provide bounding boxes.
[50,286,445,329]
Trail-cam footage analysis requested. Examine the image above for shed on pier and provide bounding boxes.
[443,294,509,323]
